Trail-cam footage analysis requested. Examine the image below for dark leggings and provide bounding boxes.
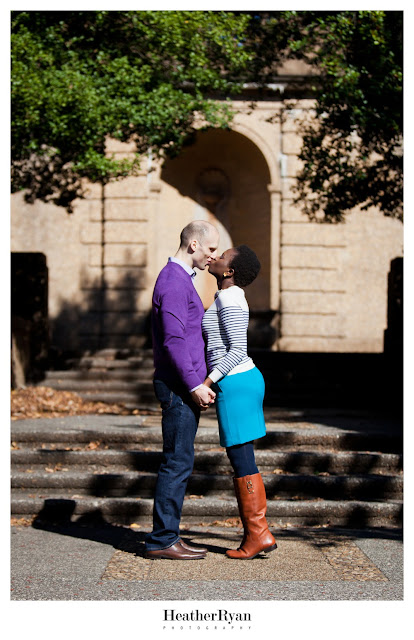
[226,441,259,478]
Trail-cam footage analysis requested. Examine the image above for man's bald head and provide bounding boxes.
[177,220,219,270]
[179,220,217,249]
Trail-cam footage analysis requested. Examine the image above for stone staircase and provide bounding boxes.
[39,348,396,410]
[11,410,403,528]
[41,349,156,407]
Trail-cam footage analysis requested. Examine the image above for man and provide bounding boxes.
[145,220,219,559]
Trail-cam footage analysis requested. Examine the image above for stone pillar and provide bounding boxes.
[267,183,282,312]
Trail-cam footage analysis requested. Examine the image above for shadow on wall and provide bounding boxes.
[251,254,403,415]
[50,266,152,367]
[11,251,152,382]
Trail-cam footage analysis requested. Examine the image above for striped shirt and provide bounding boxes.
[202,285,254,384]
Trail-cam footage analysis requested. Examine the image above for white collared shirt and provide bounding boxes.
[168,257,196,286]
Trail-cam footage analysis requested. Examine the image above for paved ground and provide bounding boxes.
[10,521,402,601]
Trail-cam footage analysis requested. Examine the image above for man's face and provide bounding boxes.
[191,229,219,270]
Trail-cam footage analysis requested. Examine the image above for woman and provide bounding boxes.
[202,245,277,560]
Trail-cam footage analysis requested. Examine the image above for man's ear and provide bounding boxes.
[189,239,198,253]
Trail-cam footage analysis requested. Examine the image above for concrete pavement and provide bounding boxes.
[10,520,402,601]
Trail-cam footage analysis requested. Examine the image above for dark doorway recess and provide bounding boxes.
[11,252,49,386]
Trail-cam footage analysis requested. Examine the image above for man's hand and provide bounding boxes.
[191,384,216,411]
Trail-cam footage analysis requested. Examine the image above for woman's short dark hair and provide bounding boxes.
[229,245,261,287]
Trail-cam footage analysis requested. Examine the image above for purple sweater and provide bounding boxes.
[151,261,207,391]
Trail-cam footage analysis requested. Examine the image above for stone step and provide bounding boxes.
[41,371,341,393]
[76,356,153,370]
[11,493,403,527]
[40,379,349,406]
[37,379,154,392]
[11,422,402,453]
[51,354,153,371]
[32,383,398,411]
[43,369,154,382]
[45,349,402,410]
[44,368,338,387]
[34,360,399,408]
[11,448,403,475]
[80,348,154,357]
[11,469,403,500]
[78,391,157,405]
[69,388,338,409]
[76,348,153,360]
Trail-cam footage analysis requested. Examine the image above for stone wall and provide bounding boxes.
[10,94,403,356]
[278,104,403,352]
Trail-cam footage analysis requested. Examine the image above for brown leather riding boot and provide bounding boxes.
[233,476,247,548]
[226,473,277,560]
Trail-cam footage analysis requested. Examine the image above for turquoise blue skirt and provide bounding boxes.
[212,366,267,448]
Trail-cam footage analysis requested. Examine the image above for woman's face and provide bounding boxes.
[208,247,238,278]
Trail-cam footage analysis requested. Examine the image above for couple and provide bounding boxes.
[144,220,277,560]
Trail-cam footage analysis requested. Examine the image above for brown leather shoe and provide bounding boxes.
[145,540,206,560]
[179,538,207,554]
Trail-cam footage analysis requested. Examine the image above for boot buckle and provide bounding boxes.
[246,480,254,493]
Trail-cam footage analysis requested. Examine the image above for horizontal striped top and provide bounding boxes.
[202,285,254,383]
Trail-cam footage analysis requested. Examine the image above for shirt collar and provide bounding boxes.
[168,257,196,279]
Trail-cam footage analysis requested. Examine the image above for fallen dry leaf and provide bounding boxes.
[11,517,35,527]
[86,441,101,450]
[210,518,242,528]
[10,385,158,420]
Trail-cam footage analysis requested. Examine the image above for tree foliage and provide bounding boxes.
[11,10,251,210]
[11,11,403,221]
[246,11,403,221]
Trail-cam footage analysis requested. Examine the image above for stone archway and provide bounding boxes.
[159,128,273,319]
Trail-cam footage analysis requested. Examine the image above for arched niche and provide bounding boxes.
[159,128,272,313]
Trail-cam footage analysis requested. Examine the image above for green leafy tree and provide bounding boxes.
[12,11,403,221]
[244,11,403,221]
[11,10,251,211]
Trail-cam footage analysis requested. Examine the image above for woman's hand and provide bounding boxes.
[191,384,215,411]
[203,377,214,388]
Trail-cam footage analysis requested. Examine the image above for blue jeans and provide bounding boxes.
[145,379,200,550]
